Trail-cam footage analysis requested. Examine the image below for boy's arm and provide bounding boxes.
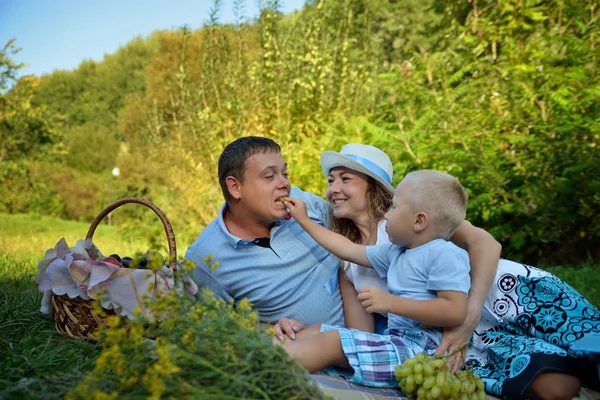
[284,197,372,268]
[358,287,467,327]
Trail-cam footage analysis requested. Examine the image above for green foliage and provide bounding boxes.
[3,0,599,263]
[0,41,64,162]
[0,215,325,399]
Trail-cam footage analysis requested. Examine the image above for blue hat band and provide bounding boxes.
[345,154,392,184]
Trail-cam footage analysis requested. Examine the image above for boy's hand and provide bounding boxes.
[283,197,309,223]
[357,286,392,314]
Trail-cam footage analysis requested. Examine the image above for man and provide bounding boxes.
[185,136,345,326]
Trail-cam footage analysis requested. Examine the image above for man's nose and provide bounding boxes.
[278,173,290,188]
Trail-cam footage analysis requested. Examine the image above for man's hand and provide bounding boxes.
[283,197,309,223]
[357,287,392,314]
[272,317,305,341]
[434,307,481,371]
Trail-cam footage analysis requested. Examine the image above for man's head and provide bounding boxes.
[218,136,291,221]
[385,170,467,245]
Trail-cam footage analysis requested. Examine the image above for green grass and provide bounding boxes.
[0,213,599,397]
[0,213,151,397]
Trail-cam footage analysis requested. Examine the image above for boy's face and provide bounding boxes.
[236,151,291,223]
[384,181,417,246]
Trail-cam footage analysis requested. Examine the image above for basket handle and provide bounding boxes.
[86,197,177,269]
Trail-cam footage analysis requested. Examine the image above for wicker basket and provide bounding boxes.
[50,197,177,341]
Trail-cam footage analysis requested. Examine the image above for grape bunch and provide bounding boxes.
[394,352,486,400]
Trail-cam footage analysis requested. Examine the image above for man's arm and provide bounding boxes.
[358,287,467,327]
[185,246,234,303]
[284,197,372,268]
[449,221,501,317]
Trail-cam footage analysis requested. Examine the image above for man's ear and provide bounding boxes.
[414,212,428,233]
[225,176,242,200]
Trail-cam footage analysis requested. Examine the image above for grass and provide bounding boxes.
[0,213,151,397]
[0,212,599,397]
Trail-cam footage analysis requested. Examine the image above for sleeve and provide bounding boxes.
[365,243,397,279]
[291,186,330,227]
[426,245,471,294]
[184,243,234,303]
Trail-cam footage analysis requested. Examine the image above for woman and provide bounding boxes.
[276,143,599,400]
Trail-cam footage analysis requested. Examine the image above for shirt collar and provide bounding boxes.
[217,203,288,248]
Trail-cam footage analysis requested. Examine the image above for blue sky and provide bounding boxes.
[0,0,306,77]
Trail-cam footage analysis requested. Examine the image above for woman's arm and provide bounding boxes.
[339,266,375,332]
[449,221,501,315]
[439,221,502,369]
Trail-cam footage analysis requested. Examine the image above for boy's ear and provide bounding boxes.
[414,212,428,233]
[225,176,242,200]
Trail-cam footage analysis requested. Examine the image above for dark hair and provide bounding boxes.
[329,177,393,244]
[218,136,281,201]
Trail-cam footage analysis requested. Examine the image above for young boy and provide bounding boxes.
[280,170,471,388]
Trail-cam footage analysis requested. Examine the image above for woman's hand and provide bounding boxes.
[434,307,481,371]
[272,317,305,341]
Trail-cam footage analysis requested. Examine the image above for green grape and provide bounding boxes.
[432,358,446,369]
[462,380,472,394]
[430,385,442,398]
[405,381,416,395]
[405,375,415,386]
[417,386,426,398]
[423,362,435,376]
[404,357,418,367]
[416,352,425,362]
[414,372,424,385]
[451,377,462,394]
[477,389,486,400]
[423,376,436,389]
[436,370,446,387]
[414,362,424,373]
[476,379,485,391]
[395,366,412,378]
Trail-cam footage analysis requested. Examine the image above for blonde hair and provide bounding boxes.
[401,170,468,239]
[329,177,393,244]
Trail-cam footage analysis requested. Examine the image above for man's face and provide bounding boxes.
[237,151,291,223]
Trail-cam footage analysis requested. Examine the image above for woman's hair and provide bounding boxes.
[328,177,394,244]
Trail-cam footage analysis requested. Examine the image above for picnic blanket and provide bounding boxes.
[312,372,600,400]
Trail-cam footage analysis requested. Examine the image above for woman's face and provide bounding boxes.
[325,167,370,220]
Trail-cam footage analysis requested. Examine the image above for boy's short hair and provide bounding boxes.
[218,136,281,201]
[402,170,468,239]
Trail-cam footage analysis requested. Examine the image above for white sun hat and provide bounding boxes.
[320,143,394,194]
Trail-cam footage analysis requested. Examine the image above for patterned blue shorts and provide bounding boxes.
[320,324,438,387]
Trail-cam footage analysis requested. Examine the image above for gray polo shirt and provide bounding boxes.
[185,187,345,327]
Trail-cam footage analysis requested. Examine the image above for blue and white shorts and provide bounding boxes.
[320,324,438,387]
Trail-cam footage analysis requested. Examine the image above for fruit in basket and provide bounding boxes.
[121,256,133,267]
[103,256,122,267]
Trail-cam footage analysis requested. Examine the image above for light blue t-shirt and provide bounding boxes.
[184,187,345,327]
[365,239,470,343]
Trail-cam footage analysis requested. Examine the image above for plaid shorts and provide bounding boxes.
[320,324,438,387]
